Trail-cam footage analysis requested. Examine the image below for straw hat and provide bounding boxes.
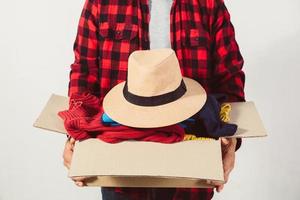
[103,48,207,128]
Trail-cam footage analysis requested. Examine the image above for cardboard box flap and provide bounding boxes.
[33,94,67,134]
[33,94,267,138]
[68,139,223,187]
[228,102,267,138]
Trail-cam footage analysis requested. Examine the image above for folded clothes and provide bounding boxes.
[58,92,185,143]
[181,94,237,139]
[58,92,237,143]
[101,94,237,139]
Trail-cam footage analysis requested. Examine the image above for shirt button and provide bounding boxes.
[116,31,121,35]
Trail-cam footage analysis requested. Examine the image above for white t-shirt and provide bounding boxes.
[149,0,173,49]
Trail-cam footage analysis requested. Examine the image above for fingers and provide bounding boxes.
[223,151,235,174]
[223,152,235,184]
[63,147,72,168]
[207,180,225,193]
[221,138,229,145]
[71,176,90,187]
[72,176,87,182]
[223,166,232,186]
[208,180,226,193]
[75,181,85,187]
[223,169,233,189]
[63,138,87,187]
[65,138,76,150]
[63,159,71,169]
[221,138,237,150]
[214,139,236,193]
[69,138,76,145]
[216,184,224,193]
[63,139,75,170]
[221,138,237,146]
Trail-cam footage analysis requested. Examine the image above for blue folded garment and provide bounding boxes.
[101,113,121,126]
[178,118,195,129]
[180,94,237,139]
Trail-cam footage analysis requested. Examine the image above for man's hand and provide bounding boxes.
[63,137,87,187]
[210,138,237,192]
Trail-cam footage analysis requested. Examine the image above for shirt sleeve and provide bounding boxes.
[68,0,100,98]
[210,0,245,103]
[210,0,245,151]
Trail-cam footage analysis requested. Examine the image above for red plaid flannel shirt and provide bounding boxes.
[67,0,245,199]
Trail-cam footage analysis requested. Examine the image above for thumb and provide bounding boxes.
[69,138,76,144]
[221,138,229,145]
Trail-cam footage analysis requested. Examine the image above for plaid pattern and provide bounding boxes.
[67,0,245,199]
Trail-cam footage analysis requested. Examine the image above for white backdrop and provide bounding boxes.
[0,0,299,199]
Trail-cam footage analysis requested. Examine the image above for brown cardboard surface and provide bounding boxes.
[33,94,267,138]
[33,94,68,134]
[68,139,223,188]
[228,102,267,138]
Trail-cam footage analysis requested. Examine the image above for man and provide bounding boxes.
[63,0,245,199]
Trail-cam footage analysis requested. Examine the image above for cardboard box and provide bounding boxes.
[33,94,267,187]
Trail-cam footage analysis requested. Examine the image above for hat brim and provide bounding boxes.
[103,77,207,128]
